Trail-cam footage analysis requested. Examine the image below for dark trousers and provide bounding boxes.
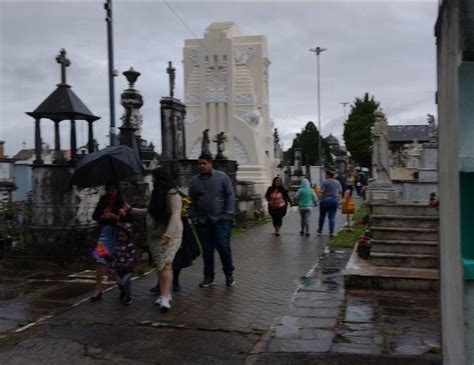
[196,219,234,278]
[116,270,133,299]
[269,206,287,227]
[318,197,339,235]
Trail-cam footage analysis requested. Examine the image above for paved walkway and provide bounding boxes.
[0,207,440,364]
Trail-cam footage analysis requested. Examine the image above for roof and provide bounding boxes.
[26,84,100,122]
[11,149,35,161]
[388,125,430,143]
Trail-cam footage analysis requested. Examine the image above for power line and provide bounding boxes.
[163,0,214,56]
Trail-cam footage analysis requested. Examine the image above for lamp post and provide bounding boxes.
[309,46,327,184]
[104,0,117,146]
[340,101,349,122]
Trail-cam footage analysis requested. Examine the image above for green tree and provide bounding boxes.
[343,93,384,168]
[284,121,332,165]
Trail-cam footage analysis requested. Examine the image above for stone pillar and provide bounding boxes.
[34,118,44,165]
[70,118,77,163]
[160,97,187,160]
[87,120,95,153]
[119,67,142,158]
[53,120,64,164]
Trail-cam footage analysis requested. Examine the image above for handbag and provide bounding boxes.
[342,198,356,214]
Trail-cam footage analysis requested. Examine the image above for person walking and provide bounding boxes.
[295,178,318,237]
[90,184,128,302]
[265,176,292,236]
[114,223,138,305]
[189,153,236,288]
[342,187,356,231]
[317,170,343,238]
[128,168,183,312]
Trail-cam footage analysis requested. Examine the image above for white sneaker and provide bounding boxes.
[154,297,162,306]
[160,296,171,312]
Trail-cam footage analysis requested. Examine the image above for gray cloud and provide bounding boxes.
[0,1,438,156]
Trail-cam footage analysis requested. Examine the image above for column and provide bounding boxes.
[70,119,77,162]
[34,118,43,165]
[53,120,62,164]
[87,120,95,153]
[218,102,225,134]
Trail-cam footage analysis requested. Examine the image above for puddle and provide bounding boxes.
[298,276,317,287]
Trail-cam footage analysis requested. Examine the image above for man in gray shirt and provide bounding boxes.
[189,153,235,288]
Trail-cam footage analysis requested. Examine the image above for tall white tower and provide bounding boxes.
[183,22,275,194]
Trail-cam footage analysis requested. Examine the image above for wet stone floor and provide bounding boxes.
[262,248,441,360]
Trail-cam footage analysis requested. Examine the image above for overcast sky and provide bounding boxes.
[0,1,438,157]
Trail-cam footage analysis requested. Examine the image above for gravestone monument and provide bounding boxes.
[183,22,277,195]
[25,49,101,257]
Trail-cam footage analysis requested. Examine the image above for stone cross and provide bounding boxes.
[166,61,176,98]
[56,48,71,85]
[214,131,228,160]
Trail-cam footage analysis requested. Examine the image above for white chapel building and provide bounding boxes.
[183,22,276,195]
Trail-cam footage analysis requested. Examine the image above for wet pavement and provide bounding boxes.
[0,207,441,364]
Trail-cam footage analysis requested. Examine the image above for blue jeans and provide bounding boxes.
[196,219,234,278]
[116,270,133,299]
[318,197,339,235]
[299,207,312,233]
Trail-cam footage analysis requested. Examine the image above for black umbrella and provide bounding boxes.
[70,145,145,187]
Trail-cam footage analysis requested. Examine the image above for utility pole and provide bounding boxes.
[104,0,117,146]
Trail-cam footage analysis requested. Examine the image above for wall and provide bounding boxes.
[436,1,466,363]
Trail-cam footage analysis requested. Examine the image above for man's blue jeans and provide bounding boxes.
[196,219,234,278]
[318,197,339,235]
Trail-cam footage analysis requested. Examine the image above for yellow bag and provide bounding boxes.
[342,199,356,214]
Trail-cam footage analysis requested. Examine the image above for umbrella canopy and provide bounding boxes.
[70,145,145,188]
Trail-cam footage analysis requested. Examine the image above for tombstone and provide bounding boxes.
[161,61,187,161]
[366,111,397,203]
[214,131,228,160]
[25,49,101,258]
[406,140,422,169]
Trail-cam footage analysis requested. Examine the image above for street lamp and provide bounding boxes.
[309,46,327,183]
[340,101,349,122]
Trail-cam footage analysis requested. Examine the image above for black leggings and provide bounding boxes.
[269,206,287,227]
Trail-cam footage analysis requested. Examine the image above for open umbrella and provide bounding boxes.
[70,145,145,188]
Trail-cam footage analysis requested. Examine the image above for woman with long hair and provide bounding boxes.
[265,176,291,236]
[129,168,183,312]
[90,185,127,302]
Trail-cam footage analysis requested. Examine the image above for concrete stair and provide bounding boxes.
[343,202,439,291]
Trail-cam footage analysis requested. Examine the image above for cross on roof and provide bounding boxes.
[56,48,71,85]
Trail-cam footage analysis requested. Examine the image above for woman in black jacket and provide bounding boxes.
[265,177,292,236]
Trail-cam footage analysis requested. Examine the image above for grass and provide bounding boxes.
[329,203,369,249]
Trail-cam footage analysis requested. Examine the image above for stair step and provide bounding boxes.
[371,214,439,228]
[371,203,439,216]
[371,252,438,268]
[344,243,439,291]
[371,239,438,255]
[371,226,438,241]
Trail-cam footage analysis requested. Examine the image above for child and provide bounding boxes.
[343,187,356,231]
[429,192,439,207]
[115,223,138,305]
